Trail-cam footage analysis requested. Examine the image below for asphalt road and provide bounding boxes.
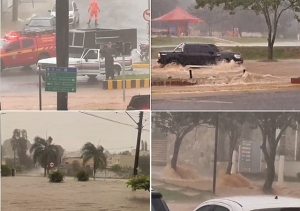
[1,67,148,94]
[151,89,300,110]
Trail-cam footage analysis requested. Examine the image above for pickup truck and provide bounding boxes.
[126,94,150,110]
[157,42,243,67]
[36,48,133,81]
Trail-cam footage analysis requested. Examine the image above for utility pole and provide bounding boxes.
[213,113,219,194]
[56,0,69,110]
[133,111,144,176]
[12,0,19,21]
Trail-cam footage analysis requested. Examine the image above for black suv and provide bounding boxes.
[151,189,170,211]
[158,42,243,66]
[126,94,150,110]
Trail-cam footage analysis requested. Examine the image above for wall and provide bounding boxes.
[275,159,300,178]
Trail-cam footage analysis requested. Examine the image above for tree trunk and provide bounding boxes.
[267,42,274,60]
[44,164,47,177]
[226,147,235,175]
[93,165,96,180]
[171,135,183,171]
[263,157,276,193]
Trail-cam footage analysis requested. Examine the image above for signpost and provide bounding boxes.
[49,162,54,168]
[45,67,77,93]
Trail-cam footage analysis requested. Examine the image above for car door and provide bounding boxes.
[199,45,216,65]
[184,44,202,65]
[3,40,22,67]
[81,49,100,74]
[51,17,56,31]
[20,38,36,65]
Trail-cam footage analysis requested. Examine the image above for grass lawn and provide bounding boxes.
[114,74,150,80]
[227,37,296,43]
[152,37,216,46]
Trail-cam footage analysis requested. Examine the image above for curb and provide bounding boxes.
[151,83,300,95]
[103,79,150,90]
[132,63,149,68]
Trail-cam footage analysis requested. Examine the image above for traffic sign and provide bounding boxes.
[49,162,54,168]
[45,67,77,93]
[143,9,150,21]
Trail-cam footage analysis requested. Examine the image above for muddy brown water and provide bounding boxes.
[2,176,150,211]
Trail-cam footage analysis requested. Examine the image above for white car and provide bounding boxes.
[48,1,80,28]
[193,196,300,211]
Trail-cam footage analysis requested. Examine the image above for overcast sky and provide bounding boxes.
[1,111,150,152]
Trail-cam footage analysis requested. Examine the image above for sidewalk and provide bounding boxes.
[1,0,54,36]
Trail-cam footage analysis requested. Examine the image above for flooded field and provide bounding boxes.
[2,176,150,211]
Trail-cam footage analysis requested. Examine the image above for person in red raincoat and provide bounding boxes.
[88,0,100,25]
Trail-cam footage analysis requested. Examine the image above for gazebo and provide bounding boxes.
[152,6,204,36]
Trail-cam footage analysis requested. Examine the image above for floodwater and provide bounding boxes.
[2,176,150,211]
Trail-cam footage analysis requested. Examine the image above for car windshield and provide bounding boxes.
[28,19,51,27]
[0,39,9,50]
[52,2,73,12]
[173,43,184,52]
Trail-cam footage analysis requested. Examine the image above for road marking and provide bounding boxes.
[171,99,233,104]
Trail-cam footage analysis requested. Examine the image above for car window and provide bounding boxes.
[73,2,77,10]
[51,17,56,26]
[151,198,170,211]
[6,41,20,52]
[0,40,9,50]
[185,44,200,53]
[196,205,215,211]
[22,39,34,48]
[129,96,150,109]
[84,50,98,60]
[69,2,73,11]
[28,19,51,27]
[200,45,213,53]
[213,205,230,211]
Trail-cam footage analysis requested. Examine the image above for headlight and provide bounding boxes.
[234,54,242,59]
[158,53,160,58]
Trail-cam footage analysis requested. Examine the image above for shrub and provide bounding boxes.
[126,175,150,191]
[48,170,64,183]
[1,165,11,177]
[297,172,300,181]
[75,169,89,181]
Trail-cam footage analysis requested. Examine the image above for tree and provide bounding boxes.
[72,160,81,173]
[119,150,131,155]
[110,164,122,175]
[11,129,29,169]
[250,112,300,193]
[153,112,213,171]
[195,0,300,60]
[141,140,144,151]
[151,0,179,18]
[139,155,150,176]
[219,113,247,175]
[29,136,60,177]
[81,142,107,180]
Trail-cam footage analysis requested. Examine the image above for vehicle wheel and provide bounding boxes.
[114,66,121,76]
[169,60,179,65]
[87,75,97,79]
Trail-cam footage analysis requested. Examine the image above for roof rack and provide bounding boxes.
[5,28,55,38]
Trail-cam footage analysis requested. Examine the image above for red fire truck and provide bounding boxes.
[0,29,56,71]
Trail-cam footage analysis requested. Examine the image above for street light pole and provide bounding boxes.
[133,111,144,176]
[56,0,69,110]
[213,113,219,194]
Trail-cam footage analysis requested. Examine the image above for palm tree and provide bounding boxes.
[29,136,59,177]
[81,142,107,180]
[11,129,28,171]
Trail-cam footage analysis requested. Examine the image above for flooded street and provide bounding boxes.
[2,177,150,211]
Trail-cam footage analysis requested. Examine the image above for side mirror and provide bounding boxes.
[48,10,51,12]
[6,48,12,52]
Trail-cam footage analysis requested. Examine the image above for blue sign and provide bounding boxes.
[45,67,77,93]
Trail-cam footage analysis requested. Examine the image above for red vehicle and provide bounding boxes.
[0,29,56,71]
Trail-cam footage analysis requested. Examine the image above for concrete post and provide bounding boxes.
[278,155,285,184]
[231,150,237,174]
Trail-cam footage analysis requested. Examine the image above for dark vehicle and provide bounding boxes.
[24,15,56,32]
[157,42,243,67]
[126,94,150,110]
[151,189,170,211]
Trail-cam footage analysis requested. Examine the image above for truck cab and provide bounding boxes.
[1,30,56,71]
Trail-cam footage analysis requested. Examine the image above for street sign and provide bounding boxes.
[49,162,54,168]
[143,9,150,21]
[45,67,77,93]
